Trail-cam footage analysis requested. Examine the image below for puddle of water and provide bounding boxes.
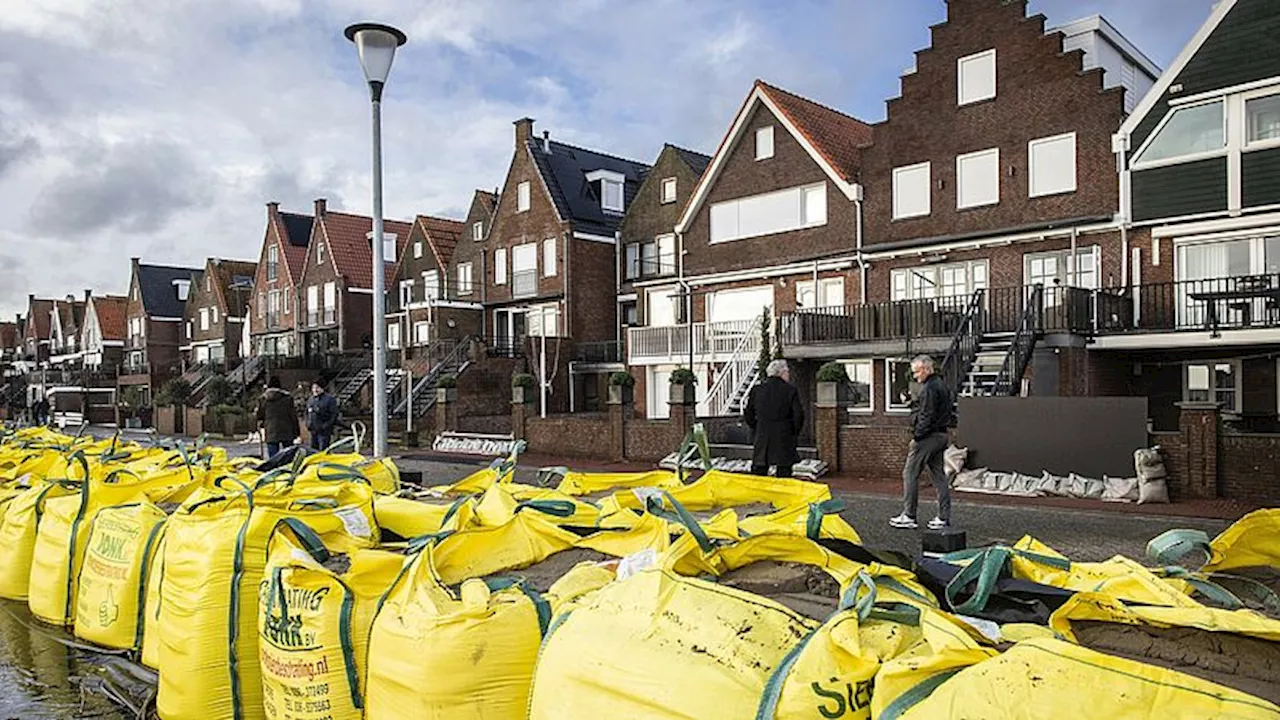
[0,599,149,719]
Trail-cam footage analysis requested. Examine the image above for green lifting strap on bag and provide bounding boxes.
[943,546,1071,615]
[1147,528,1212,566]
[644,490,715,553]
[514,499,577,518]
[805,498,847,540]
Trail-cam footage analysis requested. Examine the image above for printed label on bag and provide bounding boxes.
[631,487,663,504]
[335,507,371,538]
[617,548,658,581]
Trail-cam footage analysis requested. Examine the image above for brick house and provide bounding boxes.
[476,118,649,415]
[294,198,412,366]
[1102,0,1280,500]
[50,293,128,425]
[613,143,710,416]
[180,257,257,369]
[249,202,314,358]
[767,1,1156,441]
[118,259,201,415]
[21,295,56,367]
[386,213,475,365]
[81,295,127,371]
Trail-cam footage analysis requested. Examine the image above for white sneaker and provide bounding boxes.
[889,514,918,529]
[927,517,949,530]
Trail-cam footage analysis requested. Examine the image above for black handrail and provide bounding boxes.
[939,289,986,401]
[993,284,1043,396]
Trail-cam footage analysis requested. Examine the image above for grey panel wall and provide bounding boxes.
[1242,147,1280,209]
[957,396,1149,478]
[1131,157,1228,222]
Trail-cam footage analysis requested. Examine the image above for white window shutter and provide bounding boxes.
[1029,133,1077,197]
[956,148,1000,209]
[958,49,996,105]
[892,163,931,219]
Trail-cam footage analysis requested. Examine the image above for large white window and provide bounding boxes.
[1024,248,1098,289]
[543,238,556,277]
[602,179,624,212]
[755,126,775,160]
[457,263,474,295]
[958,49,996,105]
[495,247,508,285]
[1029,133,1077,197]
[661,177,677,204]
[306,285,318,314]
[842,360,873,413]
[957,148,1000,209]
[323,282,336,310]
[527,302,560,337]
[796,278,846,309]
[891,261,988,301]
[893,162,931,219]
[422,270,440,303]
[1134,101,1225,165]
[646,286,679,327]
[1246,94,1280,145]
[709,183,827,243]
[517,181,531,212]
[1184,361,1239,411]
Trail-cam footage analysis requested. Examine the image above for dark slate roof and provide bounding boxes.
[137,263,202,318]
[280,212,313,246]
[526,138,651,237]
[671,144,712,177]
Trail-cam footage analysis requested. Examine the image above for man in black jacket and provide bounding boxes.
[744,359,805,478]
[890,355,954,530]
[306,379,339,451]
[255,376,300,459]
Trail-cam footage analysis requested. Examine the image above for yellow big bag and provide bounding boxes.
[155,470,379,720]
[73,501,168,650]
[0,478,79,600]
[258,518,402,720]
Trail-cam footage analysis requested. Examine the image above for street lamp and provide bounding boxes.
[345,22,406,458]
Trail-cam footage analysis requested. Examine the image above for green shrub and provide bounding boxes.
[512,373,537,389]
[204,375,235,407]
[437,374,458,389]
[670,368,697,386]
[816,362,847,384]
[608,372,635,387]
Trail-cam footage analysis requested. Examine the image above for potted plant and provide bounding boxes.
[212,403,246,437]
[437,374,458,403]
[512,373,537,405]
[816,361,846,407]
[669,367,697,406]
[607,371,635,405]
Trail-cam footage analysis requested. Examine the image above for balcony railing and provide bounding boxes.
[512,269,538,299]
[628,319,756,362]
[574,340,623,364]
[1095,274,1280,335]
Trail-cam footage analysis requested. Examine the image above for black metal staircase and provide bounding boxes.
[392,338,471,418]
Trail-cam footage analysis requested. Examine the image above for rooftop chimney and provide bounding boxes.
[83,289,91,304]
[314,198,327,218]
[514,117,535,148]
[542,130,551,154]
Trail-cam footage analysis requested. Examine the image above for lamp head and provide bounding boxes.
[344,23,407,95]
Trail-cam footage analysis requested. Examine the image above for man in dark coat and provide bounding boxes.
[305,379,339,451]
[744,359,805,478]
[255,376,300,459]
[891,354,955,530]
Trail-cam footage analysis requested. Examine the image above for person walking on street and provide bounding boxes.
[306,379,339,451]
[891,355,955,530]
[34,396,50,426]
[256,377,300,459]
[744,359,805,478]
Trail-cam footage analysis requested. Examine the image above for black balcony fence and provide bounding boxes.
[1095,274,1280,335]
[574,340,623,364]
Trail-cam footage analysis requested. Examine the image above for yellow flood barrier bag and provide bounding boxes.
[373,494,467,540]
[599,469,831,514]
[0,479,79,600]
[156,471,379,720]
[1050,591,1280,642]
[892,637,1280,720]
[1150,509,1280,573]
[258,519,402,720]
[430,507,580,587]
[364,542,552,720]
[299,454,401,495]
[140,525,167,670]
[72,501,167,651]
[551,468,682,496]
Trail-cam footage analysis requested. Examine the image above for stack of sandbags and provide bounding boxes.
[1135,446,1170,504]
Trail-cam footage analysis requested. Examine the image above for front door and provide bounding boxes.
[494,309,527,355]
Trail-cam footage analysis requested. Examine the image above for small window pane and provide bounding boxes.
[603,180,624,212]
[887,360,915,409]
[657,235,676,275]
[661,177,677,203]
[802,185,827,226]
[517,181,531,212]
[844,360,872,411]
[958,49,996,105]
[1247,94,1280,143]
[1136,101,1224,164]
[624,244,640,280]
[543,238,557,277]
[755,126,775,160]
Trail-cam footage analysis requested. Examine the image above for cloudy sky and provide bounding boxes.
[0,0,1216,319]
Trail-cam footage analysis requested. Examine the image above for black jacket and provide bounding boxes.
[306,392,339,435]
[910,374,953,441]
[256,388,299,444]
[744,376,805,467]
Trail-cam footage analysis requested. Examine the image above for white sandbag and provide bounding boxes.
[1010,473,1043,496]
[1066,473,1104,500]
[953,467,987,490]
[981,471,1008,492]
[1037,472,1068,496]
[944,445,968,479]
[1134,446,1167,480]
[1138,476,1170,505]
[1101,476,1139,503]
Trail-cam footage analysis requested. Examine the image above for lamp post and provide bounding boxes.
[345,22,407,458]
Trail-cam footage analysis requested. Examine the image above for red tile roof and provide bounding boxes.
[418,215,465,272]
[25,299,54,340]
[0,322,18,350]
[92,296,128,341]
[208,259,259,316]
[756,80,872,182]
[321,212,414,290]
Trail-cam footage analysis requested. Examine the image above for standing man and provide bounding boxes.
[34,395,49,426]
[744,359,805,478]
[891,355,954,530]
[256,376,300,459]
[305,379,339,451]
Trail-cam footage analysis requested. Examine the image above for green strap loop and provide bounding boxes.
[945,547,1010,615]
[867,601,923,626]
[440,496,470,528]
[310,462,373,485]
[406,530,456,555]
[1147,529,1212,567]
[273,518,331,563]
[534,467,569,488]
[515,499,577,518]
[644,491,714,553]
[1205,572,1280,615]
[805,498,846,540]
[133,522,167,652]
[838,570,878,622]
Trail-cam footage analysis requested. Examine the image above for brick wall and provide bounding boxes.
[625,419,685,462]
[618,145,703,295]
[837,424,913,482]
[526,413,615,460]
[1220,433,1280,504]
[1149,430,1184,499]
[570,239,619,343]
[458,414,512,435]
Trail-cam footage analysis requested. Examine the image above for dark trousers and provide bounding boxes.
[265,441,283,459]
[310,433,331,451]
[902,431,951,521]
[751,464,794,479]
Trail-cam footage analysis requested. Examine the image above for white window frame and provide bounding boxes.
[602,179,624,213]
[709,183,828,244]
[495,247,508,285]
[211,306,219,325]
[526,302,561,337]
[1131,99,1227,170]
[413,321,431,346]
[957,49,996,106]
[795,277,846,310]
[413,241,423,259]
[543,238,557,277]
[1023,247,1099,290]
[472,221,484,241]
[755,126,775,160]
[422,270,440,303]
[892,162,932,220]
[1242,87,1280,152]
[399,279,414,307]
[885,359,914,412]
[956,147,1000,209]
[656,234,677,276]
[1183,360,1241,413]
[387,322,401,350]
[891,260,989,301]
[517,181,531,212]
[457,262,474,296]
[267,245,278,280]
[661,177,677,204]
[199,308,209,332]
[306,285,318,314]
[842,359,874,414]
[316,241,325,266]
[1028,133,1078,198]
[323,282,336,310]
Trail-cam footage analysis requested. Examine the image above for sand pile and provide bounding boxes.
[718,561,840,620]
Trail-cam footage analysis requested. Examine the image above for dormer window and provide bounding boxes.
[174,279,191,302]
[586,170,626,213]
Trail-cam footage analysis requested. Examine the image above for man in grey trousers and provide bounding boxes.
[890,355,954,530]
